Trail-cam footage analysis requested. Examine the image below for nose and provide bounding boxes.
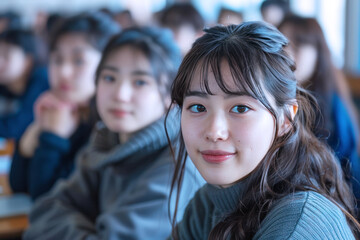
[113,81,132,102]
[205,112,229,142]
[59,63,73,81]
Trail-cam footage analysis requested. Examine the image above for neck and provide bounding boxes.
[119,133,130,144]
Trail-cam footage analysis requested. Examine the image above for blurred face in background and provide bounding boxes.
[279,24,318,85]
[0,42,31,84]
[262,5,285,27]
[49,33,101,104]
[96,46,166,142]
[171,25,199,56]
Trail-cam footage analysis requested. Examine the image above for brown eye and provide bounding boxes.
[231,105,249,113]
[189,104,206,113]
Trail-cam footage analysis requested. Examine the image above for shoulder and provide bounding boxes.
[254,191,355,240]
[176,184,216,240]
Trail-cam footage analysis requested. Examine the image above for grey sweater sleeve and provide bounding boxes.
[253,192,355,240]
[23,166,101,240]
[94,154,203,240]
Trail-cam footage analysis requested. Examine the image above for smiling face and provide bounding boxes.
[96,46,166,142]
[181,60,279,187]
[49,33,101,104]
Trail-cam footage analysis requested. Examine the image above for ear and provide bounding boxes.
[279,103,298,136]
[196,30,204,39]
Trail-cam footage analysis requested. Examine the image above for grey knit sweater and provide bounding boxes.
[24,110,204,240]
[174,180,355,239]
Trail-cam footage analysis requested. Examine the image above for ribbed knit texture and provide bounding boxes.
[253,192,355,239]
[80,107,180,169]
[175,180,355,240]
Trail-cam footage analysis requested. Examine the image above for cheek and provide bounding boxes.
[49,65,59,84]
[135,88,163,113]
[96,86,108,114]
[181,113,200,148]
[233,115,275,151]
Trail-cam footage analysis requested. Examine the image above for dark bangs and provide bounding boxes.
[172,23,296,118]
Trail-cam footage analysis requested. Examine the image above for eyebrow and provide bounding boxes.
[101,66,153,76]
[185,90,254,99]
[53,47,91,54]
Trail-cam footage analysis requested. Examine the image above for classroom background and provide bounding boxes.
[0,0,360,239]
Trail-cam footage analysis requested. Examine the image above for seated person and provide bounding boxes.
[23,27,204,240]
[0,29,48,141]
[157,2,205,57]
[9,12,119,200]
[168,22,358,240]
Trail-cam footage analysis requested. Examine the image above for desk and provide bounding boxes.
[0,175,29,239]
[0,139,29,239]
[0,215,28,239]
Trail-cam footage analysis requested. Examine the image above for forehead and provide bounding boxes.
[190,59,244,92]
[54,33,95,51]
[188,58,278,106]
[102,46,152,72]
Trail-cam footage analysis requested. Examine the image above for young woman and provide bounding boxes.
[9,12,119,200]
[0,29,49,140]
[23,27,203,240]
[168,22,358,239]
[278,15,360,217]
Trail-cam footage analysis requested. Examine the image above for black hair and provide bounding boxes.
[0,11,21,30]
[0,29,37,59]
[159,3,204,32]
[49,11,120,52]
[95,26,181,103]
[260,0,290,14]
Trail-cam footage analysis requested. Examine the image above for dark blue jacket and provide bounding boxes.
[328,93,360,210]
[9,123,92,200]
[0,66,49,140]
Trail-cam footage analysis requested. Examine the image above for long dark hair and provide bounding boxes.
[167,22,358,239]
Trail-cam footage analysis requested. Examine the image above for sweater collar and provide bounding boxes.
[83,108,180,168]
[206,178,249,214]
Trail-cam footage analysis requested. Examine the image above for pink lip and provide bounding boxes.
[109,109,129,118]
[200,150,235,164]
[59,84,72,91]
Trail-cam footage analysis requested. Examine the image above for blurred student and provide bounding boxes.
[33,12,65,65]
[0,29,48,140]
[23,27,203,240]
[158,2,204,57]
[168,21,358,240]
[0,11,21,33]
[278,15,360,215]
[260,0,290,27]
[9,12,119,200]
[217,7,243,26]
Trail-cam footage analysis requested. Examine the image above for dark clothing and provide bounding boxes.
[0,66,49,140]
[172,181,354,239]
[23,111,204,240]
[327,93,360,216]
[9,122,92,200]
